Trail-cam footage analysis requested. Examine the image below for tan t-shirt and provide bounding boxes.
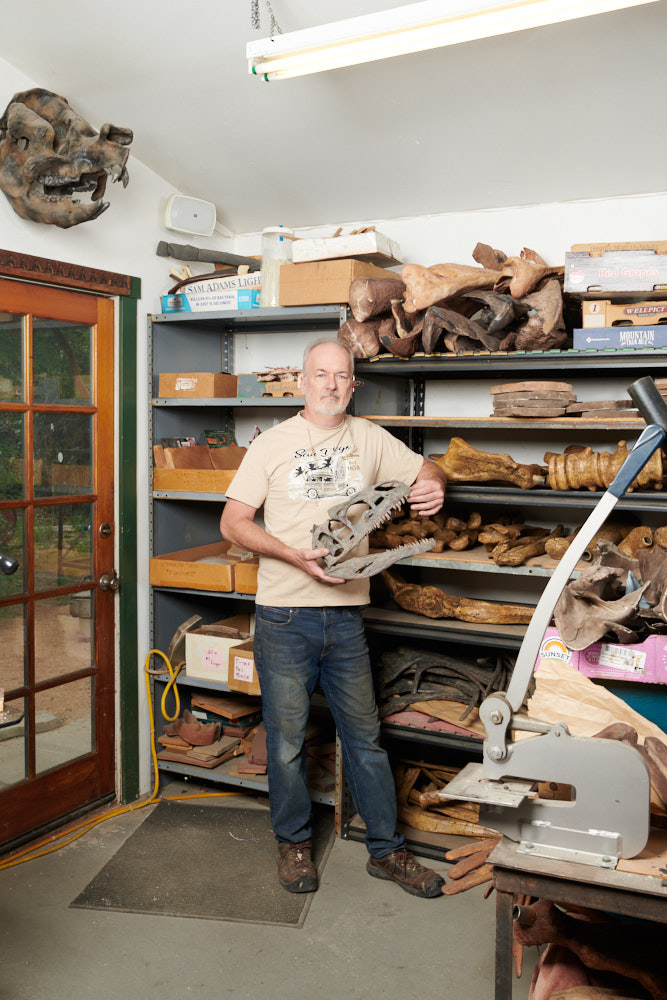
[226,412,423,607]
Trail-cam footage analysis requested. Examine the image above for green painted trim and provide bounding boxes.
[117,281,140,803]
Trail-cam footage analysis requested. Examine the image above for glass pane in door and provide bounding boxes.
[0,411,25,500]
[33,320,92,405]
[0,508,25,598]
[33,412,93,497]
[34,593,93,684]
[0,696,27,787]
[0,600,25,688]
[0,313,24,402]
[33,503,92,591]
[35,677,93,774]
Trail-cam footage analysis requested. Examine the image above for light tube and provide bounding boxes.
[247,0,661,80]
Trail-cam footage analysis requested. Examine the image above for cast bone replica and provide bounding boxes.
[0,89,132,227]
[311,480,435,580]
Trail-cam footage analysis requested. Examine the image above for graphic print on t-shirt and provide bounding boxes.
[288,442,363,501]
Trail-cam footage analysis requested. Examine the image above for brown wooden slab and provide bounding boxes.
[491,380,573,394]
[494,398,570,410]
[577,408,640,419]
[617,828,667,878]
[495,405,567,417]
[491,390,576,402]
[567,400,633,412]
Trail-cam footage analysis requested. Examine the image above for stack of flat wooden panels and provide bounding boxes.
[491,381,576,418]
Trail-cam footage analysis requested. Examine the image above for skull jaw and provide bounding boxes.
[311,480,432,579]
[5,185,110,227]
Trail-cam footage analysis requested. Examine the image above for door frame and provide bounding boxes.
[0,249,140,805]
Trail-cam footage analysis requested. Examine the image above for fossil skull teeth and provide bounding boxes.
[311,480,435,579]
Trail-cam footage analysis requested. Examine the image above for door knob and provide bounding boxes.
[99,570,120,592]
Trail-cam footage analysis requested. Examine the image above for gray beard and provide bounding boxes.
[308,396,348,416]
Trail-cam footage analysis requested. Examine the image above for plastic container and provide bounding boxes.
[260,226,293,308]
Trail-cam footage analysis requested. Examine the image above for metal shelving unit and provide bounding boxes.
[347,345,667,856]
[148,305,343,805]
[356,347,667,377]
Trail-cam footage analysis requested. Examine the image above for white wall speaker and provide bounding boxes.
[164,194,217,237]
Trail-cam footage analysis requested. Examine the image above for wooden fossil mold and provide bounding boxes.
[545,441,664,492]
[432,437,546,489]
[381,568,533,624]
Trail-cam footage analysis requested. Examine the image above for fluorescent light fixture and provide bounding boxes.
[247,0,660,80]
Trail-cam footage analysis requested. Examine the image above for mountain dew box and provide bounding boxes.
[573,326,667,350]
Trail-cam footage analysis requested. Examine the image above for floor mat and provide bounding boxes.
[70,800,334,926]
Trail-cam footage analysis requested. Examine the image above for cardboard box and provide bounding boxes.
[185,614,253,682]
[564,250,667,293]
[149,541,237,592]
[228,639,261,696]
[153,468,239,493]
[577,634,667,685]
[278,259,401,306]
[582,299,667,328]
[234,557,259,594]
[236,373,303,399]
[573,326,667,350]
[571,241,667,253]
[535,628,577,669]
[157,372,238,398]
[292,230,402,266]
[161,289,260,313]
[153,444,245,493]
[160,273,261,313]
[236,373,265,398]
[535,626,667,685]
[259,380,303,398]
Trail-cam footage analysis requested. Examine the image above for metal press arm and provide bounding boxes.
[492,377,667,730]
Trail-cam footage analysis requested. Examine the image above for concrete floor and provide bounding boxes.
[0,785,537,1000]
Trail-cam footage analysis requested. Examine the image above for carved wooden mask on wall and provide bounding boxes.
[0,88,133,228]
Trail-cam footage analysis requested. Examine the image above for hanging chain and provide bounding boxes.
[250,0,283,35]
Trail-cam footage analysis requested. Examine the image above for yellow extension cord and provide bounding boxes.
[0,648,241,873]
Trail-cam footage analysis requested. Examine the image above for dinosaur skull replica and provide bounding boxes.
[0,88,132,227]
[311,480,435,579]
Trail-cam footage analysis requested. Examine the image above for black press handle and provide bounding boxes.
[628,377,667,434]
[0,553,19,575]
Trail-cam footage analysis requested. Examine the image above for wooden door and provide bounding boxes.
[0,279,116,848]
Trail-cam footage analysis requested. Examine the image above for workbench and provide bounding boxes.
[490,839,667,1000]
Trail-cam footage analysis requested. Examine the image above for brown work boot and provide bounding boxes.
[277,840,317,893]
[367,847,444,898]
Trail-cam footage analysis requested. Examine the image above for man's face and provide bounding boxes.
[302,343,354,417]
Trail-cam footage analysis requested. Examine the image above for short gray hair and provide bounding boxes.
[302,337,354,374]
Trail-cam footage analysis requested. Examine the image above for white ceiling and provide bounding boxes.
[2,1,666,235]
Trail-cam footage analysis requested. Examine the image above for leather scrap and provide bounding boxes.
[171,709,221,746]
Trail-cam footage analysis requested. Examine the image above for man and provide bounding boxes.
[221,338,447,898]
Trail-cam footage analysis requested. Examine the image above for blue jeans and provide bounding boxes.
[253,605,404,859]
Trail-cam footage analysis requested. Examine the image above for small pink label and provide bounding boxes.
[233,655,254,683]
[203,647,225,672]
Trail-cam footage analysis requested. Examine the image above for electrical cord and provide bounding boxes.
[0,648,242,873]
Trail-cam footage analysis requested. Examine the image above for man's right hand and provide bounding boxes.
[291,547,346,585]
